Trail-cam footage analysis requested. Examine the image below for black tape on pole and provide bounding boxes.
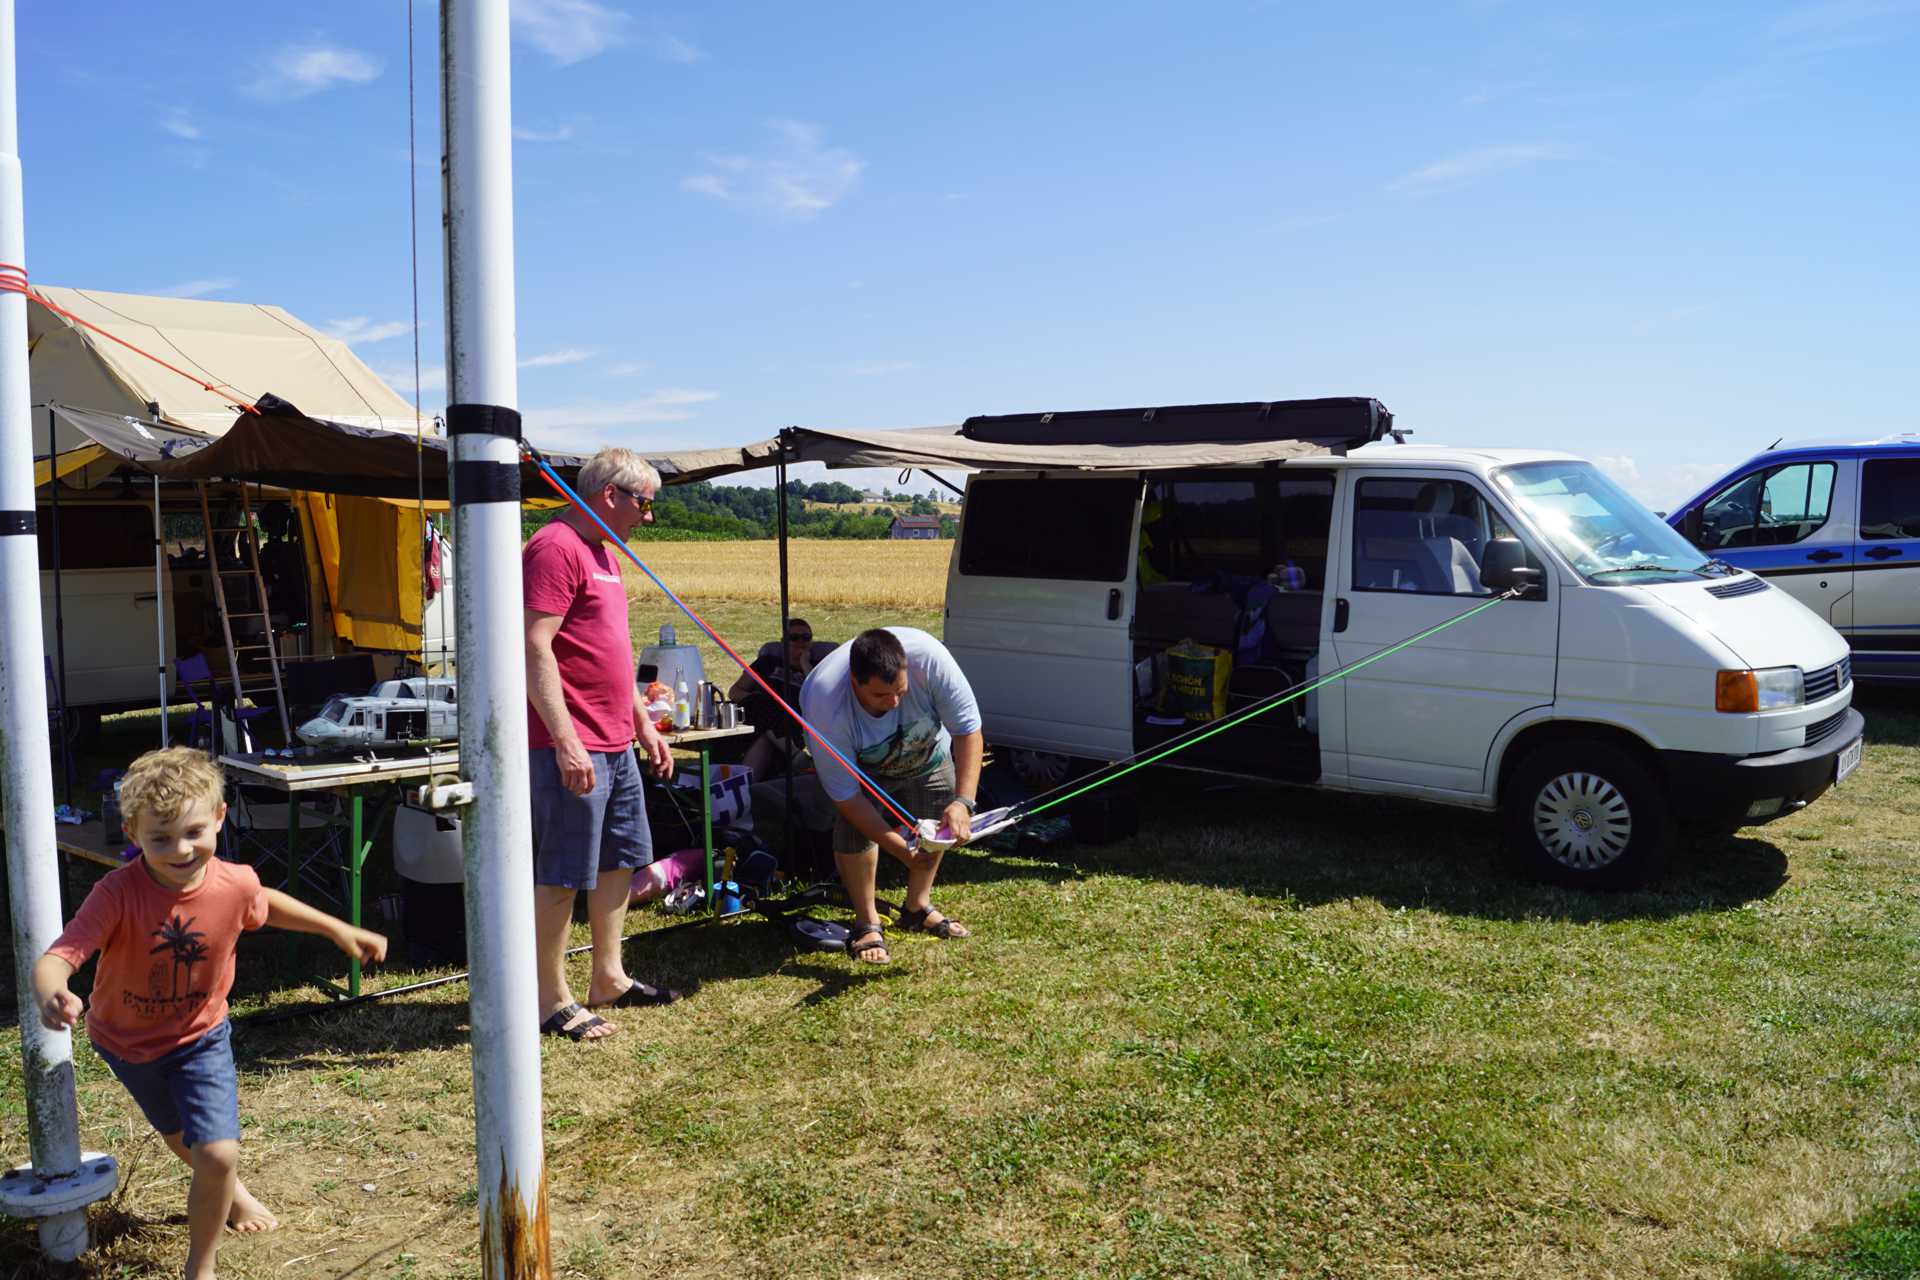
[452,460,521,505]
[0,510,37,536]
[445,403,522,440]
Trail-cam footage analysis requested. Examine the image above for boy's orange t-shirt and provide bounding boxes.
[47,859,270,1064]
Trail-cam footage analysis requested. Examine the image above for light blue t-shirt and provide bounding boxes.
[798,627,983,804]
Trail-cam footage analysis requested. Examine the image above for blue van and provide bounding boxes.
[1669,434,1920,684]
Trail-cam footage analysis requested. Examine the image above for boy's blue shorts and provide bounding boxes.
[95,1019,241,1148]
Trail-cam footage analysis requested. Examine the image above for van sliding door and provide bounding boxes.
[944,473,1143,761]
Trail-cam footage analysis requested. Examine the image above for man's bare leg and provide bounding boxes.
[535,884,614,1038]
[835,844,890,962]
[163,1131,277,1233]
[584,868,637,1005]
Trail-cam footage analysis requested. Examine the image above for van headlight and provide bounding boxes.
[1715,666,1804,713]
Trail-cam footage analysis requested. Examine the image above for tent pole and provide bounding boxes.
[442,1,550,1276]
[45,406,69,802]
[0,0,115,1260]
[777,430,792,863]
[154,473,167,747]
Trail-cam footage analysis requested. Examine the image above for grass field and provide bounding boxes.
[4,544,1919,1278]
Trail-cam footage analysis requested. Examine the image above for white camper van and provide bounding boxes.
[943,402,1863,888]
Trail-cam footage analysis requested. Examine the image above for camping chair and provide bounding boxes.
[223,783,353,910]
[175,653,272,754]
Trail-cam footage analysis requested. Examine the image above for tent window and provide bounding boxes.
[35,505,155,571]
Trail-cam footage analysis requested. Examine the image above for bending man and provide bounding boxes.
[799,627,983,964]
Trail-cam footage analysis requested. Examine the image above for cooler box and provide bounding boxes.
[394,804,465,964]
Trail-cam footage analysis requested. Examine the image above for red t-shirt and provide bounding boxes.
[523,519,638,752]
[47,859,270,1064]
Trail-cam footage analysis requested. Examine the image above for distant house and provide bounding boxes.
[889,514,941,540]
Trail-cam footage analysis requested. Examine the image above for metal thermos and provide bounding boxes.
[696,681,717,729]
[717,700,740,730]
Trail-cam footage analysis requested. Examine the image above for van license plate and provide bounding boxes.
[1836,737,1863,785]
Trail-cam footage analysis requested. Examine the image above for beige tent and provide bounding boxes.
[30,287,437,660]
[28,286,429,442]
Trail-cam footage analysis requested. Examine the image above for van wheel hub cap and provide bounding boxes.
[1534,772,1631,868]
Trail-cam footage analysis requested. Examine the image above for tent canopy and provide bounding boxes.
[28,286,431,441]
[646,398,1398,485]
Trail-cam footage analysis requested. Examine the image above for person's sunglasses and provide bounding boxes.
[786,633,812,645]
[616,486,654,513]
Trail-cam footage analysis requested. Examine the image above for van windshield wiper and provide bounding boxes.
[1587,564,1704,579]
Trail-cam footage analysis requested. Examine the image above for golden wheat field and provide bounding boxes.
[618,537,953,608]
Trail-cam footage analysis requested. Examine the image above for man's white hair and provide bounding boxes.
[578,446,661,498]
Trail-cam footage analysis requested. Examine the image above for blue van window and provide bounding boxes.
[1700,461,1834,549]
[1860,458,1920,540]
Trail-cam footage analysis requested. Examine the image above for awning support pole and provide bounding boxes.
[776,429,793,861]
[154,474,167,747]
[441,1,551,1276]
[44,408,68,801]
[0,0,116,1259]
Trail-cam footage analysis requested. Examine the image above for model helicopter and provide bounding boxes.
[295,676,458,751]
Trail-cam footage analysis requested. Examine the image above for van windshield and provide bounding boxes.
[1495,462,1712,585]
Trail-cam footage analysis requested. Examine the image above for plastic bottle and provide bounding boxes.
[675,680,691,729]
[660,623,676,646]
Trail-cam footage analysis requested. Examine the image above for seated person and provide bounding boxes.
[729,618,836,777]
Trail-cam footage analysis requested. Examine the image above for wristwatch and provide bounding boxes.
[951,795,978,814]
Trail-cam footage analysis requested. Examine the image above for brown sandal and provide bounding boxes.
[847,921,891,964]
[896,905,970,938]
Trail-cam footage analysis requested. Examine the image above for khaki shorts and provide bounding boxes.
[832,759,957,854]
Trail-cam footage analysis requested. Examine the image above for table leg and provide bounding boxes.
[701,747,715,913]
[287,795,301,892]
[348,790,364,997]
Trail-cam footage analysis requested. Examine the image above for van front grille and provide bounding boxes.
[1706,576,1769,599]
[1804,710,1848,747]
[1804,656,1852,703]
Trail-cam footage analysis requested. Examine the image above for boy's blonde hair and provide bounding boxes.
[118,747,225,827]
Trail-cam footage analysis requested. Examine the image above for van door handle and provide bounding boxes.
[1333,597,1349,634]
[1863,546,1903,560]
[1106,588,1123,620]
[1806,549,1844,562]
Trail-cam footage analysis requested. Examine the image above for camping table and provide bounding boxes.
[55,820,136,872]
[219,724,753,997]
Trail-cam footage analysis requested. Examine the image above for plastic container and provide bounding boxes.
[637,642,706,703]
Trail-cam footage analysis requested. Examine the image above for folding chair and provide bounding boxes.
[175,653,272,754]
[223,783,353,910]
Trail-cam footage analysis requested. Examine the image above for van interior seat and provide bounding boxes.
[1355,510,1484,593]
[1261,589,1324,653]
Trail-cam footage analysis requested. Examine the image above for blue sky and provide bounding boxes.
[16,1,1918,507]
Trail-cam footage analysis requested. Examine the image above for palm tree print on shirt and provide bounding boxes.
[150,915,206,998]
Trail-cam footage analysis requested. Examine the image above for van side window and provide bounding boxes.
[34,505,157,571]
[1859,459,1920,540]
[1352,478,1511,596]
[1139,472,1336,589]
[1699,462,1834,548]
[959,477,1137,581]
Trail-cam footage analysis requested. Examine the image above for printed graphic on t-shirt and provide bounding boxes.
[132,913,212,1019]
[856,718,947,780]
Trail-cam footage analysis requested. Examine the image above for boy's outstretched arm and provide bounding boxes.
[31,954,84,1031]
[262,888,388,964]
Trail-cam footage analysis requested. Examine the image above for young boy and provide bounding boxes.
[32,747,387,1280]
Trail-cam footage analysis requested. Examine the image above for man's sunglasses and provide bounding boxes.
[615,486,654,513]
[786,633,812,645]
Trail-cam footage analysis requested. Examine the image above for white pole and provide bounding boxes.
[0,0,106,1260]
[441,3,550,1276]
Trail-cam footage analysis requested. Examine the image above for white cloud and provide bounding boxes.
[513,122,577,143]
[682,119,863,218]
[161,109,201,141]
[324,317,414,346]
[653,33,703,64]
[607,360,651,376]
[247,39,381,100]
[154,278,236,299]
[1595,454,1736,510]
[520,348,595,368]
[512,0,630,66]
[520,389,721,452]
[1388,143,1560,192]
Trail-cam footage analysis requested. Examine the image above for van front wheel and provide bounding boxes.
[1503,739,1673,889]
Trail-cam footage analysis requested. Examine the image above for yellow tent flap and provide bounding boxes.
[34,443,112,488]
[299,493,425,651]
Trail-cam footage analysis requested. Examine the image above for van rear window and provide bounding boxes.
[959,477,1138,581]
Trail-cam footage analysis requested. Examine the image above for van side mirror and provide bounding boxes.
[1481,538,1544,596]
[1679,507,1704,546]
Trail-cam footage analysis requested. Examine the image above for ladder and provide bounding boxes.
[195,482,291,743]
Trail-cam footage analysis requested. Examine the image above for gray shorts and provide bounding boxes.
[832,759,957,855]
[531,746,655,890]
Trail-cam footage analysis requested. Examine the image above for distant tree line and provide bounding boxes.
[521,479,959,541]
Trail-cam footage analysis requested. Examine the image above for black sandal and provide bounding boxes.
[847,921,891,964]
[897,905,970,939]
[538,1002,612,1041]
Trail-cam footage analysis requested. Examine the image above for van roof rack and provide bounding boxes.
[959,397,1393,450]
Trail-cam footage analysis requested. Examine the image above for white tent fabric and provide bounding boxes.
[27,286,430,446]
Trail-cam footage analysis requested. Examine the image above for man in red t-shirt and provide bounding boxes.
[525,446,681,1042]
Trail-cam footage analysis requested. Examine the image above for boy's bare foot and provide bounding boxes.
[228,1182,279,1233]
